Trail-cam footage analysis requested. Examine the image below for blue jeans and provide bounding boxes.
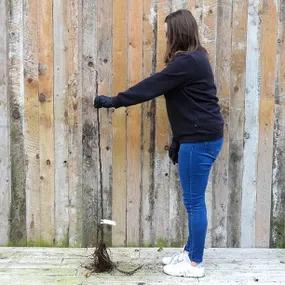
[178,137,224,263]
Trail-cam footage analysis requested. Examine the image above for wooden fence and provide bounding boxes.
[0,0,284,248]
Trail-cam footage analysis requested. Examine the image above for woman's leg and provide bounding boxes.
[178,138,223,264]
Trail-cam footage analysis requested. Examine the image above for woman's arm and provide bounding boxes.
[94,54,194,109]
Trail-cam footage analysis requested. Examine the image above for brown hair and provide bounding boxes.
[164,9,207,64]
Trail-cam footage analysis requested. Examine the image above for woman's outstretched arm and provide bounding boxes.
[94,54,194,109]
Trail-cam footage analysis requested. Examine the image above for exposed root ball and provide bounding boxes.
[84,241,114,273]
[83,241,143,276]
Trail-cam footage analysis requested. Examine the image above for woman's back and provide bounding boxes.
[164,49,224,142]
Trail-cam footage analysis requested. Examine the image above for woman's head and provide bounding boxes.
[164,9,206,64]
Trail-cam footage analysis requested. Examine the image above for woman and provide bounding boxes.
[94,9,224,278]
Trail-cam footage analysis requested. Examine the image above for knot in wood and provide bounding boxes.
[38,93,46,103]
[12,109,20,119]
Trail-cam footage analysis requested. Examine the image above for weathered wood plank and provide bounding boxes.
[126,0,143,246]
[81,0,100,247]
[256,0,278,247]
[153,0,172,246]
[201,0,217,70]
[212,0,232,247]
[67,0,83,247]
[228,0,248,248]
[186,0,197,13]
[241,0,261,247]
[53,0,70,247]
[271,0,285,249]
[184,0,204,247]
[8,0,27,246]
[112,0,128,246]
[168,0,189,247]
[96,0,113,246]
[172,0,188,11]
[0,0,10,245]
[140,0,156,246]
[0,247,285,285]
[23,0,41,245]
[200,0,218,249]
[38,0,54,245]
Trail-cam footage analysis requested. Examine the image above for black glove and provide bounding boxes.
[93,95,113,108]
[168,137,180,165]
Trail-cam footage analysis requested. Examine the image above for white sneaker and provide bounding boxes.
[161,249,189,265]
[163,254,205,278]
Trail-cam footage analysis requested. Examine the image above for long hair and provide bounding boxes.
[164,9,207,64]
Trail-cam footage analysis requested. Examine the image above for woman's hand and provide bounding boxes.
[93,95,113,108]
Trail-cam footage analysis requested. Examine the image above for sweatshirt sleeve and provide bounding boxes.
[111,55,193,108]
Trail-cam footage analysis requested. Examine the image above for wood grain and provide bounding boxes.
[81,0,100,247]
[256,0,278,247]
[96,0,113,246]
[241,0,261,247]
[67,0,83,247]
[8,0,26,245]
[112,0,128,246]
[38,0,54,245]
[201,0,218,248]
[152,0,172,246]
[53,0,70,247]
[126,0,143,246]
[140,0,156,246]
[228,0,248,248]
[0,0,10,245]
[23,0,40,245]
[271,0,285,248]
[212,0,232,247]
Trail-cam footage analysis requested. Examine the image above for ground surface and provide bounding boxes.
[0,247,284,285]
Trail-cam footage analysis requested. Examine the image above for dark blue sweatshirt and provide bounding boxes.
[111,49,224,143]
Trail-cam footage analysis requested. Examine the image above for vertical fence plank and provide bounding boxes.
[112,0,128,246]
[200,0,218,248]
[271,0,285,248]
[186,0,197,12]
[153,0,171,246]
[168,0,188,247]
[53,0,70,247]
[96,0,113,246]
[38,0,54,245]
[67,0,83,247]
[172,0,188,11]
[184,0,203,247]
[24,0,41,245]
[82,0,100,247]
[202,0,217,70]
[212,0,232,247]
[228,0,248,247]
[256,0,278,247]
[0,0,10,245]
[126,0,143,246]
[140,0,156,246]
[241,0,261,247]
[8,0,26,246]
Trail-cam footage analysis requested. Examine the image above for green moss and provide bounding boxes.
[169,240,182,247]
[155,238,168,248]
[26,239,54,247]
[272,220,285,248]
[54,233,69,248]
[5,240,27,247]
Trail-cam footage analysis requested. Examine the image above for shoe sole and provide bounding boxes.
[163,268,205,278]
